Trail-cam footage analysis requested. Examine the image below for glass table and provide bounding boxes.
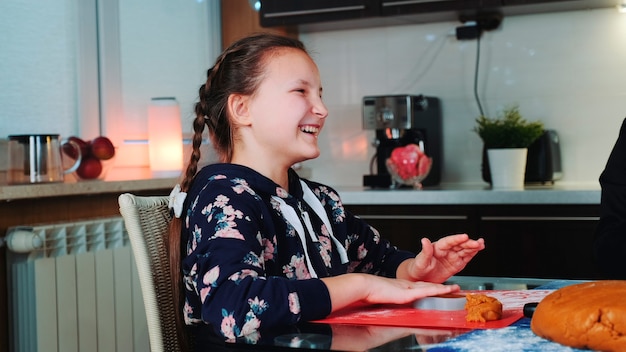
[197,277,589,351]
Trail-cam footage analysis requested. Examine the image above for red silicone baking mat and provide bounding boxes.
[313,290,554,330]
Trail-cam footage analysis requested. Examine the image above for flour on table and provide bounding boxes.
[426,320,584,352]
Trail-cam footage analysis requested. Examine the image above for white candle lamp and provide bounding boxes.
[148,97,183,178]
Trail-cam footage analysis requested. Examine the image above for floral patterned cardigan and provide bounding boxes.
[181,163,415,342]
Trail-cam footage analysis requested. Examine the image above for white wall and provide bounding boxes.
[299,8,626,187]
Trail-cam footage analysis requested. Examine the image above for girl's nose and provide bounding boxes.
[313,98,328,119]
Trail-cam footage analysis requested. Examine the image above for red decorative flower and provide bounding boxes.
[386,144,432,189]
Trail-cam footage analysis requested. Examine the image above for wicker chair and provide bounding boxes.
[118,193,181,352]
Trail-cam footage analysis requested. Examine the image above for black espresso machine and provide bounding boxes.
[362,95,442,188]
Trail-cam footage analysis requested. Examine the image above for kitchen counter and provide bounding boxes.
[336,183,601,205]
[0,177,176,201]
[0,167,178,201]
[0,167,600,204]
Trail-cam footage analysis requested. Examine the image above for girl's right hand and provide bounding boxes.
[363,275,460,305]
[321,273,460,312]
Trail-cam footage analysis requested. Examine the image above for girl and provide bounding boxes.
[169,33,485,347]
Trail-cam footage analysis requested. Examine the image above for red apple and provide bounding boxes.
[76,157,103,179]
[63,136,90,160]
[91,136,115,160]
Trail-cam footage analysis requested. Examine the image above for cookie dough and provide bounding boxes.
[531,280,626,352]
[465,293,503,322]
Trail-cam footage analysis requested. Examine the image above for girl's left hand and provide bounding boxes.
[400,234,485,283]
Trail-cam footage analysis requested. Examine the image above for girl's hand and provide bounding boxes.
[321,274,460,312]
[398,234,485,283]
[361,276,460,305]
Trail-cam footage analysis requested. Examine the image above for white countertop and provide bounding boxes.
[336,183,601,205]
[0,167,601,204]
[0,167,178,201]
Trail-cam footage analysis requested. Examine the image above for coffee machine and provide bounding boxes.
[362,95,442,188]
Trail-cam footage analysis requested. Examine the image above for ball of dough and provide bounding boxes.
[465,293,503,322]
[531,280,626,352]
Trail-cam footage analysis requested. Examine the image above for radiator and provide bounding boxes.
[5,216,149,352]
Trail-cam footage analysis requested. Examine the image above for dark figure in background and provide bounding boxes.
[594,118,626,279]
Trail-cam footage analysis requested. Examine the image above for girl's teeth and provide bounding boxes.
[300,126,319,134]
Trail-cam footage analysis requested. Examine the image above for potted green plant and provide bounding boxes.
[474,105,544,190]
[474,105,544,149]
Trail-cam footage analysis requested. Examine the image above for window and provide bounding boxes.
[100,0,221,167]
[0,1,89,136]
[0,0,221,168]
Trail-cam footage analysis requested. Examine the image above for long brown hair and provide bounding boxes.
[168,33,307,350]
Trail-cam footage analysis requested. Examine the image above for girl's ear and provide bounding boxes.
[228,93,252,126]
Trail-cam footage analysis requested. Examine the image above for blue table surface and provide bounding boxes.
[425,318,582,352]
[425,280,588,352]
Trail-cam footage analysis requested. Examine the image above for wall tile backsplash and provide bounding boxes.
[299,8,626,187]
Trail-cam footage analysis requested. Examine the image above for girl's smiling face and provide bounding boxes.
[244,47,328,167]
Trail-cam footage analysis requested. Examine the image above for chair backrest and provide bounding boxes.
[118,193,181,352]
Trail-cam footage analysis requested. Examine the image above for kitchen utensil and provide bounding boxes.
[7,134,82,184]
[523,302,538,318]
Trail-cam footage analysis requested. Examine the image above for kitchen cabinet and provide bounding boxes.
[474,204,602,280]
[259,0,500,27]
[345,203,604,280]
[347,204,478,253]
[502,0,592,5]
[259,0,618,29]
[259,0,381,27]
[379,0,499,17]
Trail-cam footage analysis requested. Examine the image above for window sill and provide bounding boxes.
[0,167,177,201]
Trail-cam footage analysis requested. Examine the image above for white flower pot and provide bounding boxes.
[487,148,528,190]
